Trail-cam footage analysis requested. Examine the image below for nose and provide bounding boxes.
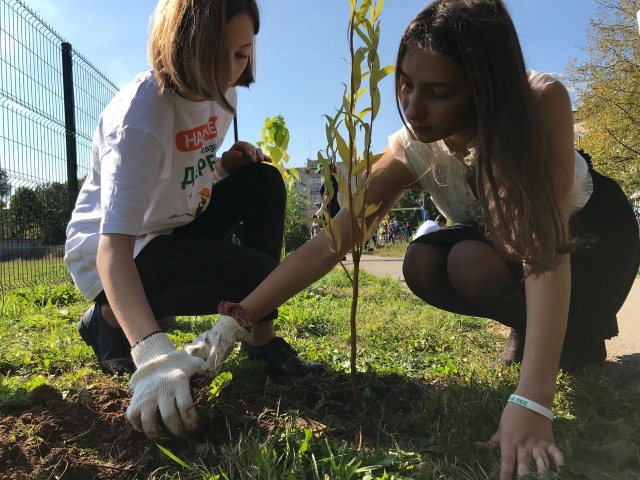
[403,92,426,123]
[230,52,248,86]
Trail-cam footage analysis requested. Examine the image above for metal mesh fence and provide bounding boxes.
[0,0,118,290]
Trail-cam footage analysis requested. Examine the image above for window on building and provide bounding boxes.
[311,186,321,193]
[310,177,321,184]
[311,195,321,202]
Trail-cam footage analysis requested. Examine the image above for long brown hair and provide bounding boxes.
[149,0,260,113]
[395,0,572,273]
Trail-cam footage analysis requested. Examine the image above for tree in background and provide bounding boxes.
[8,187,39,238]
[567,0,640,196]
[256,115,310,254]
[0,169,10,208]
[284,188,310,254]
[388,190,438,228]
[35,182,69,244]
[8,182,68,244]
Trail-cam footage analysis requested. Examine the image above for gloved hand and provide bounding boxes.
[126,332,206,439]
[184,315,250,371]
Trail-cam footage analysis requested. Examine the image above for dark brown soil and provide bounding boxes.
[0,371,435,479]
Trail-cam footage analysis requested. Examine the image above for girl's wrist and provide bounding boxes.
[514,382,555,409]
[214,158,229,178]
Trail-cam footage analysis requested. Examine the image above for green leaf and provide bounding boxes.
[322,220,341,253]
[354,187,366,215]
[374,65,395,84]
[351,159,370,176]
[337,170,349,195]
[333,127,351,164]
[358,107,372,119]
[299,428,313,455]
[374,0,385,21]
[371,87,381,121]
[354,23,373,48]
[364,202,381,217]
[355,87,368,104]
[156,444,194,471]
[209,371,233,399]
[365,215,380,240]
[353,47,367,93]
[358,0,373,19]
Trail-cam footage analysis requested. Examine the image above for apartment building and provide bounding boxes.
[294,159,349,217]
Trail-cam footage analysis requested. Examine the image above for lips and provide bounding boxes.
[410,124,431,133]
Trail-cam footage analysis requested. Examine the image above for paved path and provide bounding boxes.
[345,254,639,379]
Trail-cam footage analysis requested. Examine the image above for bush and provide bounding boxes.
[284,188,310,253]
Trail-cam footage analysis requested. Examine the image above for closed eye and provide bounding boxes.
[400,75,414,89]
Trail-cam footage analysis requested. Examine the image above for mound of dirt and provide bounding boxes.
[0,372,434,479]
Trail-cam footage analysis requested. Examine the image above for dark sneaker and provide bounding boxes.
[495,328,525,366]
[240,337,326,376]
[77,304,135,376]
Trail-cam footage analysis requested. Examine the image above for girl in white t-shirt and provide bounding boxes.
[195,0,639,477]
[65,0,323,440]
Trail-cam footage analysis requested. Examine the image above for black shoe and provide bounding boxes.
[560,337,607,372]
[77,304,136,376]
[496,328,525,366]
[240,337,327,376]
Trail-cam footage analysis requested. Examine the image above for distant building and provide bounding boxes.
[294,159,350,217]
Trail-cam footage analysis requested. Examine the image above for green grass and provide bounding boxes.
[0,258,70,290]
[1,271,639,479]
[365,241,410,258]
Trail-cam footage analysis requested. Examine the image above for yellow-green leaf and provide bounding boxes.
[365,215,380,239]
[374,0,385,21]
[364,202,381,218]
[354,187,366,215]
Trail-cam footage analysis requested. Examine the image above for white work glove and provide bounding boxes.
[126,332,206,439]
[184,315,250,371]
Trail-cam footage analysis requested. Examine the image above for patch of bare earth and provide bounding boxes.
[0,372,435,479]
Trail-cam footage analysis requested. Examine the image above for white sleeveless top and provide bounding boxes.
[388,71,593,225]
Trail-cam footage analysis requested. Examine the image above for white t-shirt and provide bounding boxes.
[388,72,593,226]
[413,220,441,240]
[65,70,236,300]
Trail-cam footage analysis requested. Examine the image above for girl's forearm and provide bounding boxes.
[96,234,161,346]
[517,255,571,406]
[241,230,345,322]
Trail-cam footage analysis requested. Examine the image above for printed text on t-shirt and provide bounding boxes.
[181,145,218,190]
[176,117,218,152]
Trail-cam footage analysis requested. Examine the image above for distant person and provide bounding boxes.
[310,214,321,237]
[388,219,401,243]
[413,214,447,240]
[319,164,341,218]
[64,0,322,440]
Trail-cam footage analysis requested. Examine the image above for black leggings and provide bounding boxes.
[95,162,285,322]
[405,169,640,345]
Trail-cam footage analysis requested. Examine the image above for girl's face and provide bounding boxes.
[399,47,477,146]
[221,13,255,91]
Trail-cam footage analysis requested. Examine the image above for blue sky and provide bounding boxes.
[25,0,598,167]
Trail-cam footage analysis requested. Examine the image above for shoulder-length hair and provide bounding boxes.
[395,0,572,274]
[148,0,260,113]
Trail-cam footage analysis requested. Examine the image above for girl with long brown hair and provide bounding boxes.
[183,0,640,476]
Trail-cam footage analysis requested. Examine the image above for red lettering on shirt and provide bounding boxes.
[175,117,218,152]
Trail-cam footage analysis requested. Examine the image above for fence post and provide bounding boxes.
[61,42,78,217]
[233,114,238,143]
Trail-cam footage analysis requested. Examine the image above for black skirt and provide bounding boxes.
[412,169,640,342]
